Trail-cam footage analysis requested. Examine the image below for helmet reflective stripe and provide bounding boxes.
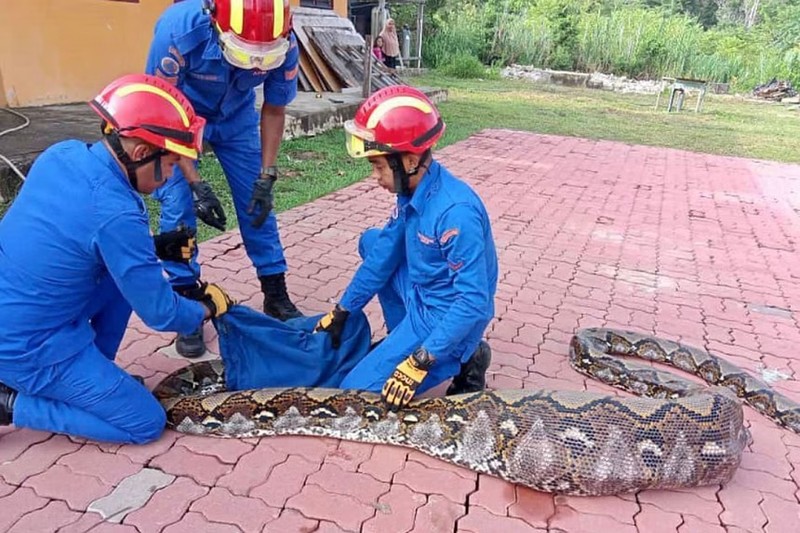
[164,138,197,159]
[114,84,190,127]
[366,96,433,129]
[230,0,244,34]
[273,0,285,39]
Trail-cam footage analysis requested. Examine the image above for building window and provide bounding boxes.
[299,0,333,9]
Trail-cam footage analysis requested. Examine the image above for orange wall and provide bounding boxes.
[0,0,347,108]
[0,0,172,107]
[331,0,348,18]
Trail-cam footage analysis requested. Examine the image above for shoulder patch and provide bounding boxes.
[160,57,181,77]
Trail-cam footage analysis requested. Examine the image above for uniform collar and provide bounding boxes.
[201,29,224,61]
[171,15,218,58]
[408,159,442,215]
[89,142,135,192]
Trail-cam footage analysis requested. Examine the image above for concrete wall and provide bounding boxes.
[0,0,347,108]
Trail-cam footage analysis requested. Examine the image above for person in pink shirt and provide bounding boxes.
[373,35,385,63]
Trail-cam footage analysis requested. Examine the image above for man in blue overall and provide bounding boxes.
[314,86,497,410]
[0,74,233,443]
[146,0,304,358]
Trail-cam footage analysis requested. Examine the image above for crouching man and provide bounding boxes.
[314,86,497,411]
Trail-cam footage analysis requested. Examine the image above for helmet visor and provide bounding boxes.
[344,120,390,158]
[219,31,289,71]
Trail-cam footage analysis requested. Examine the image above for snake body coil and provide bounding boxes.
[154,328,799,495]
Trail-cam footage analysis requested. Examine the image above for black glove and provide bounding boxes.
[153,225,196,263]
[313,304,350,349]
[179,281,234,318]
[247,170,277,229]
[382,347,435,412]
[190,181,227,231]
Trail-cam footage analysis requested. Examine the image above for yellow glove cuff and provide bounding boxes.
[316,310,335,330]
[205,283,232,316]
[396,356,429,383]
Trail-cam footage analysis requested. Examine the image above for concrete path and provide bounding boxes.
[1,130,798,532]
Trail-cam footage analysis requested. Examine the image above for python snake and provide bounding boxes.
[153,328,800,495]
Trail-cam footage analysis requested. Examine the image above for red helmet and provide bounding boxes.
[206,0,292,70]
[344,86,445,158]
[89,74,205,160]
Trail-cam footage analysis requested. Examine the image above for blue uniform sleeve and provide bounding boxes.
[145,18,186,84]
[94,213,205,335]
[339,206,406,312]
[263,33,299,107]
[422,204,492,358]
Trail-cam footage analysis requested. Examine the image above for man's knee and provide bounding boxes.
[127,403,167,444]
[357,228,382,260]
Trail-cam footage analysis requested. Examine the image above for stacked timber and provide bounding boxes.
[292,7,404,93]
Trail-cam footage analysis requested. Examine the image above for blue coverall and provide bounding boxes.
[0,141,207,444]
[338,161,498,393]
[145,0,299,286]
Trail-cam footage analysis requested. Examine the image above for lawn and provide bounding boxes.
[154,72,800,241]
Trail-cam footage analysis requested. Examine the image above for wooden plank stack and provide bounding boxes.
[292,7,405,93]
[752,78,797,101]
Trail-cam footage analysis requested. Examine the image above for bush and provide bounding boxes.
[421,0,800,92]
[439,54,490,79]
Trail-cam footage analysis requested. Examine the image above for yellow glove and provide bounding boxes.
[381,348,435,411]
[153,225,196,263]
[201,282,234,318]
[313,304,349,349]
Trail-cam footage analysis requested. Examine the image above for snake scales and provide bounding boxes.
[153,328,800,495]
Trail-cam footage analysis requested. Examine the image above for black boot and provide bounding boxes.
[446,341,492,395]
[260,273,304,321]
[173,283,207,358]
[175,328,206,358]
[0,383,17,426]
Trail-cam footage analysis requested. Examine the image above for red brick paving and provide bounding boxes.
[1,130,799,531]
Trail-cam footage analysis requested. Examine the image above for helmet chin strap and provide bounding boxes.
[105,131,165,192]
[387,150,430,197]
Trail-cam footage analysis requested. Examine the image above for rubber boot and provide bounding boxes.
[175,328,206,359]
[260,273,304,321]
[172,283,207,358]
[446,341,492,395]
[0,383,17,426]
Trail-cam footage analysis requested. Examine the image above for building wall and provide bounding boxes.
[0,0,347,108]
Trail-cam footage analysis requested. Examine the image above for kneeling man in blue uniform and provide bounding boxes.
[0,75,233,444]
[314,86,498,411]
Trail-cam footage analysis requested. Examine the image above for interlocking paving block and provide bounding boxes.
[87,468,175,524]
[747,303,793,319]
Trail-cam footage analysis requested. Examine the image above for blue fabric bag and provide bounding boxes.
[213,305,372,391]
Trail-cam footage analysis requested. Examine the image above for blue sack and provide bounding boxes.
[213,305,372,391]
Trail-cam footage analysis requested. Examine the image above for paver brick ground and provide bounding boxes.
[1,129,800,532]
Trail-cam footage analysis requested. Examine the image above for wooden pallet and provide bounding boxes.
[291,7,403,93]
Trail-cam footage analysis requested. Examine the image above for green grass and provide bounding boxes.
[415,73,800,163]
[146,129,372,242]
